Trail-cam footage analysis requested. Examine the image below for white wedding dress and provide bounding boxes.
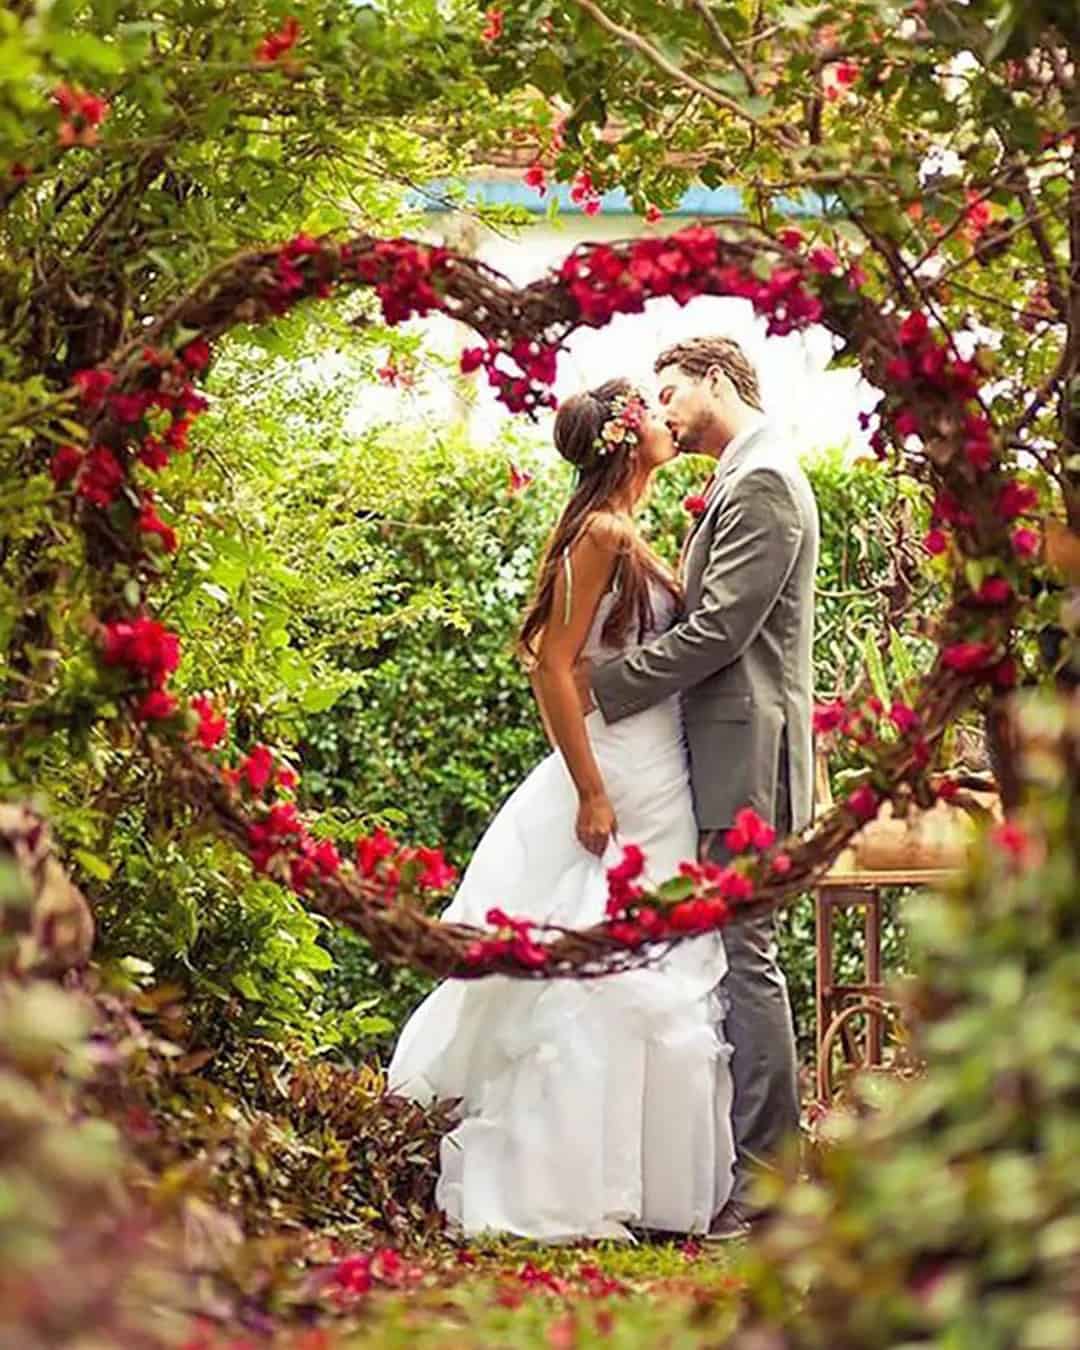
[388,582,735,1240]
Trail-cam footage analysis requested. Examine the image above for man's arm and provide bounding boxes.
[592,468,803,723]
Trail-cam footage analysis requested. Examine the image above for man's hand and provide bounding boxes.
[572,658,596,714]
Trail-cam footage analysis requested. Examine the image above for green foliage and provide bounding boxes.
[732,695,1080,1349]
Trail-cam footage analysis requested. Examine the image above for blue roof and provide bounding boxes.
[413,178,827,218]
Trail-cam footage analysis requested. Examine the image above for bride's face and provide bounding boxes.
[634,401,678,470]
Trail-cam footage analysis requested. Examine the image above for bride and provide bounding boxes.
[388,378,735,1241]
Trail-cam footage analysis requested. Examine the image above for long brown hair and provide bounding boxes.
[517,378,681,664]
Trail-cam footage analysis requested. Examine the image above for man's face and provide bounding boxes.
[655,364,723,456]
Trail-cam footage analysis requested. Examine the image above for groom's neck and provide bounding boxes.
[709,404,761,459]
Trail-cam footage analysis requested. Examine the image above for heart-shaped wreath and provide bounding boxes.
[40,221,1028,978]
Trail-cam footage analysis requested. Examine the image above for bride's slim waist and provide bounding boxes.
[585,698,685,752]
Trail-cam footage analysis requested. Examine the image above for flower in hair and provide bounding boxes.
[593,392,646,460]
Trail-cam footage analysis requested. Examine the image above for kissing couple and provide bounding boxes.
[390,334,820,1242]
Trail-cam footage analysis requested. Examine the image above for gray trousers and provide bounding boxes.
[703,771,799,1212]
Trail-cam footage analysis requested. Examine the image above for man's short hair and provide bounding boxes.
[654,337,764,411]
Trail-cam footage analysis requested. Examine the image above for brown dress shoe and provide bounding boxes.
[704,1200,755,1242]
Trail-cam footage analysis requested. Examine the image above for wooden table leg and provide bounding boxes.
[815,888,833,1101]
[864,886,883,1066]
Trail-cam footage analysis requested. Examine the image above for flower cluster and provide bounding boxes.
[593,392,646,461]
[255,16,301,62]
[53,83,109,147]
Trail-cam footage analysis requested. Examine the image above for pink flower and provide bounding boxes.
[898,311,929,346]
[923,528,949,556]
[356,826,398,877]
[725,807,776,853]
[846,784,879,822]
[991,820,1032,864]
[190,695,227,750]
[771,853,792,876]
[241,744,275,793]
[683,493,708,517]
[460,346,486,374]
[181,338,211,372]
[778,227,803,249]
[889,702,920,734]
[137,502,178,554]
[1011,527,1040,560]
[523,163,547,196]
[644,204,663,224]
[481,7,503,42]
[813,699,848,735]
[416,846,456,891]
[77,446,125,508]
[973,577,1013,606]
[894,409,920,439]
[135,689,178,721]
[255,16,301,62]
[942,641,996,674]
[994,479,1038,521]
[608,843,645,884]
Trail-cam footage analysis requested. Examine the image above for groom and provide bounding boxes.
[585,336,819,1238]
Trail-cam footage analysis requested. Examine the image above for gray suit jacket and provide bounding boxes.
[592,423,819,831]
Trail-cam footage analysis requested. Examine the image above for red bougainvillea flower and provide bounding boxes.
[137,501,178,554]
[356,825,398,877]
[812,699,848,735]
[991,819,1033,865]
[608,843,645,884]
[481,7,503,42]
[523,163,547,196]
[54,83,109,147]
[135,689,178,722]
[991,655,1018,689]
[1011,527,1040,560]
[101,617,180,686]
[75,446,124,507]
[973,576,1014,607]
[898,311,929,347]
[414,845,456,891]
[683,493,707,518]
[71,367,114,407]
[923,528,949,556]
[276,764,299,791]
[508,464,534,495]
[771,852,792,876]
[190,694,227,750]
[137,437,171,471]
[49,444,83,485]
[846,783,879,822]
[942,641,996,673]
[459,346,486,375]
[889,702,920,734]
[241,744,274,793]
[894,408,920,439]
[181,338,212,372]
[994,479,1038,521]
[255,16,301,61]
[644,204,663,224]
[725,807,776,853]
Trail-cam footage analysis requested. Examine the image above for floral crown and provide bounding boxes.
[591,391,646,463]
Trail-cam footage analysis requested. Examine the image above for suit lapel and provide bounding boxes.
[678,422,771,583]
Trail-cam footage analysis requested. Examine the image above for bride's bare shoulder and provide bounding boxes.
[577,511,635,554]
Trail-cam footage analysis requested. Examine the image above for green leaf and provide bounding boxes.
[74,848,112,881]
[861,630,890,708]
[50,30,126,74]
[656,875,695,902]
[231,972,262,1001]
